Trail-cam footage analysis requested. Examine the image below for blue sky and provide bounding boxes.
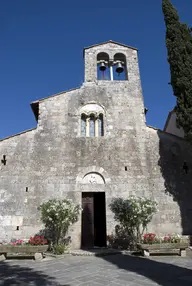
[0,0,191,139]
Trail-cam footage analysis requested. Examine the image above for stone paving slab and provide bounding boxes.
[0,254,192,285]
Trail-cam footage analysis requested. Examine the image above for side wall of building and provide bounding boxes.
[146,127,192,235]
[164,111,184,138]
[0,129,39,241]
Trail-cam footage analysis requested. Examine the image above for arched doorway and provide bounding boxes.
[81,173,107,248]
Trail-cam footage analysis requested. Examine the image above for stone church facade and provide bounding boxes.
[0,41,192,249]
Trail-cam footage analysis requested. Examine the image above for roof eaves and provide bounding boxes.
[147,125,186,142]
[83,40,138,57]
[0,127,37,142]
[30,86,80,105]
[30,101,39,122]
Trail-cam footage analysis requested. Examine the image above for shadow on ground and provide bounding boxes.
[0,261,69,286]
[102,253,192,286]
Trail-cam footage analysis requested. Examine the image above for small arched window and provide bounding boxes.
[113,53,127,81]
[81,113,104,137]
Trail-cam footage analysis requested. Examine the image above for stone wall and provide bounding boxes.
[164,110,184,138]
[146,127,192,235]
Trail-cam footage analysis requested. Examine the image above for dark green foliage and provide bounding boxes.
[53,243,68,255]
[162,0,192,140]
[109,197,157,245]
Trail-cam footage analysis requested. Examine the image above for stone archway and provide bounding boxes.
[76,166,111,184]
[76,167,110,248]
[82,172,105,184]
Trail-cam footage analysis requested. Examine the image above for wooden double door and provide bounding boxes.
[81,192,106,248]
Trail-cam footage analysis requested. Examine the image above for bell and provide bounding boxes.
[99,62,106,72]
[116,62,124,74]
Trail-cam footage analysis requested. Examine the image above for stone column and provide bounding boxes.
[110,65,113,81]
[143,249,150,257]
[86,117,90,137]
[0,254,6,261]
[95,117,99,137]
[180,249,186,257]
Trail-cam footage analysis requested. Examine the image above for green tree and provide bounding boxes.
[109,197,157,244]
[39,199,81,246]
[162,0,192,140]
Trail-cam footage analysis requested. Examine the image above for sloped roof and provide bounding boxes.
[30,87,80,121]
[83,40,138,55]
[147,125,186,142]
[0,127,37,142]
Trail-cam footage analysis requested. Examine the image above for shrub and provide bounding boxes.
[109,197,157,248]
[142,233,160,244]
[142,233,183,244]
[53,244,68,255]
[39,199,81,246]
[10,239,24,245]
[162,234,182,243]
[28,235,48,245]
[107,228,134,250]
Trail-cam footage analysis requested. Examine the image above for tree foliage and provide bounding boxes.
[162,0,192,140]
[39,199,81,246]
[109,197,157,243]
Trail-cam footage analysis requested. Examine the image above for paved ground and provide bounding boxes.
[0,253,192,286]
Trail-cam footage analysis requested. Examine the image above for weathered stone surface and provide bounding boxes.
[34,252,43,261]
[0,254,6,261]
[0,41,192,249]
[180,250,186,257]
[143,250,150,257]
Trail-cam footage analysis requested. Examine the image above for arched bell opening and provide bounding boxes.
[97,52,110,80]
[113,53,127,81]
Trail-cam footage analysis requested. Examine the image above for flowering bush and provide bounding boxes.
[9,236,48,246]
[109,197,157,246]
[39,199,81,245]
[107,230,134,250]
[162,234,181,243]
[142,233,183,244]
[28,235,48,245]
[11,239,24,245]
[142,233,160,244]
